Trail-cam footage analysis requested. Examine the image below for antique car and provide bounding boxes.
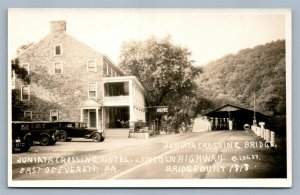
[56,122,105,142]
[12,121,32,152]
[13,121,60,146]
[30,121,60,146]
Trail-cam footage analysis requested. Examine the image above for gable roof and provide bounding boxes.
[14,21,122,75]
[81,99,102,108]
[206,104,268,118]
[207,104,253,113]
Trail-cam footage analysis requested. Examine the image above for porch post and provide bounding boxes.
[101,107,104,131]
[129,80,134,121]
[96,108,99,130]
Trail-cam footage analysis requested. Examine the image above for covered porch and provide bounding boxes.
[80,99,103,130]
[103,106,130,129]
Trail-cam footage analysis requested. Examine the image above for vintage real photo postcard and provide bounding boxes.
[8,8,292,187]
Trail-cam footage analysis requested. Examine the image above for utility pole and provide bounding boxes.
[253,94,257,126]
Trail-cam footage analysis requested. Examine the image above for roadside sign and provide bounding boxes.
[156,107,168,113]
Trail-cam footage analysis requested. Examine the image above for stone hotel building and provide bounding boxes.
[12,20,146,136]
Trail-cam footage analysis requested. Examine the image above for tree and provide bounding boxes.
[196,39,286,115]
[11,58,30,84]
[119,36,202,132]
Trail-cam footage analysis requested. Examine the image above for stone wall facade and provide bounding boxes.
[14,21,123,122]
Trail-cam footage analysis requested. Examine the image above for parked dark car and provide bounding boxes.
[57,122,105,142]
[13,121,60,146]
[12,121,32,152]
[30,121,60,146]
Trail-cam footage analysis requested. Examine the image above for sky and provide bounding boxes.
[8,9,288,66]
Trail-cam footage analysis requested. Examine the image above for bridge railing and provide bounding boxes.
[251,124,276,147]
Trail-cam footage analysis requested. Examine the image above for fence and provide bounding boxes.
[251,123,276,147]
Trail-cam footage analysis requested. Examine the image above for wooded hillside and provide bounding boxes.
[196,40,286,116]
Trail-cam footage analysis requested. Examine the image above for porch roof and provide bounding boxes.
[81,99,102,109]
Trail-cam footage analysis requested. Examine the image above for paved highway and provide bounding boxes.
[11,130,286,180]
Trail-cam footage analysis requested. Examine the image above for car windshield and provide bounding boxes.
[67,124,74,128]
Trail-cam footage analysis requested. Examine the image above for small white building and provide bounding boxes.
[102,76,146,129]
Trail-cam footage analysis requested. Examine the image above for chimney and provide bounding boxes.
[50,20,66,34]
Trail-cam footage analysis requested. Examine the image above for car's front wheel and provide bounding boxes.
[40,135,50,146]
[92,133,101,142]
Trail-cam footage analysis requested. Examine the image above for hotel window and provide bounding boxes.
[88,82,97,98]
[108,66,112,77]
[87,59,97,73]
[21,85,30,101]
[54,44,62,55]
[103,61,107,76]
[54,62,63,74]
[22,63,29,75]
[24,111,32,120]
[50,110,59,121]
[111,68,115,77]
